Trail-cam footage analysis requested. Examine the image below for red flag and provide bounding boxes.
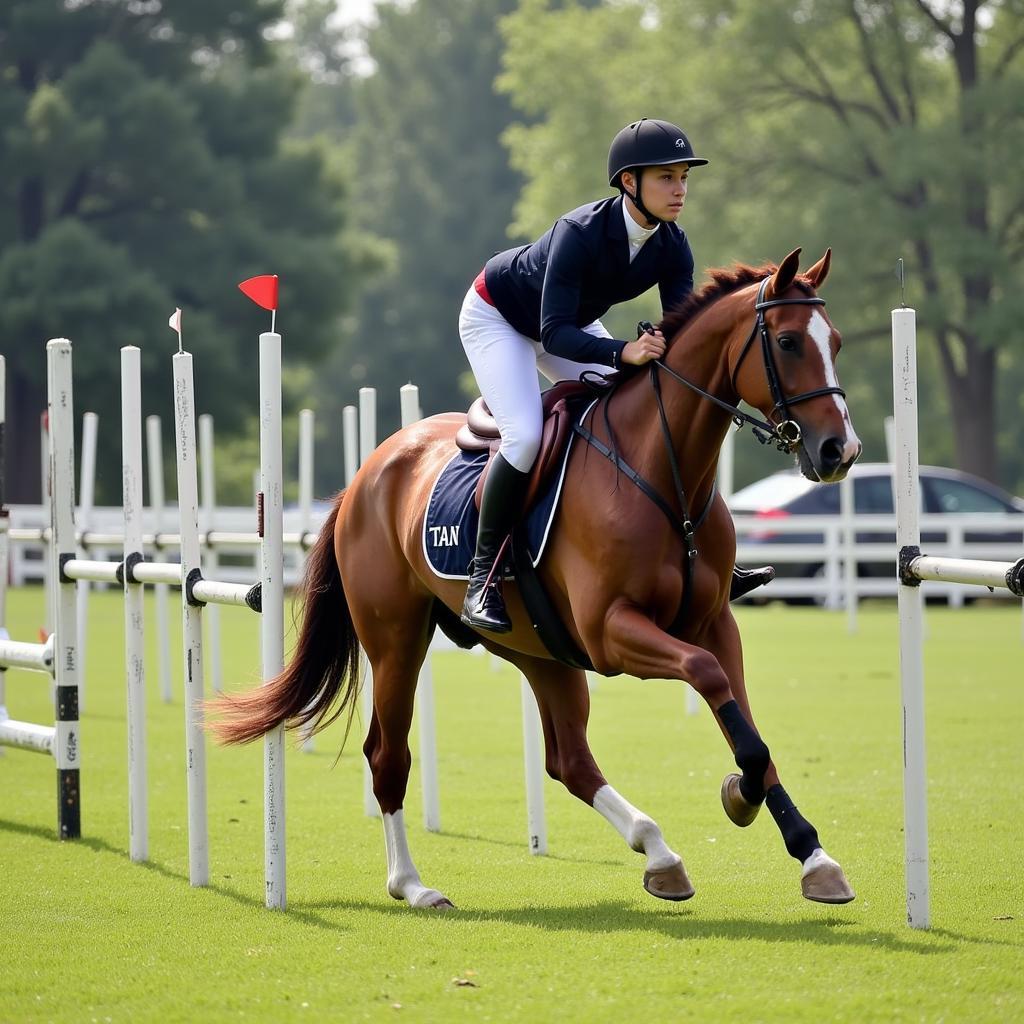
[238,274,279,310]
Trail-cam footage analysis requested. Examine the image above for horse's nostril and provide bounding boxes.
[819,437,844,471]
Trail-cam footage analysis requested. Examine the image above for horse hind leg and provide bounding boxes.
[516,654,694,902]
[359,600,454,911]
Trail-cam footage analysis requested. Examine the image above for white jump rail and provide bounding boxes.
[891,305,1024,931]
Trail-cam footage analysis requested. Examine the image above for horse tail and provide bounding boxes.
[207,489,362,747]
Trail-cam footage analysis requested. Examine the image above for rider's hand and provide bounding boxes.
[621,329,667,366]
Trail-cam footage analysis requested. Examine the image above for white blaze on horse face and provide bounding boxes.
[807,309,860,460]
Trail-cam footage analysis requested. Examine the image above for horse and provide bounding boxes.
[209,247,862,911]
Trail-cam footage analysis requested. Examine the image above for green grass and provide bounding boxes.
[1,588,1021,1023]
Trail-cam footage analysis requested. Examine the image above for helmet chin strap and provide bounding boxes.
[622,168,665,227]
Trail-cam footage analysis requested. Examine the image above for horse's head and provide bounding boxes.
[729,248,861,482]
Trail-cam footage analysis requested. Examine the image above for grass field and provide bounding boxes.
[1,587,1021,1023]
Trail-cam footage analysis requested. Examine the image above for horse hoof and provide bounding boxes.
[425,897,456,912]
[410,889,456,911]
[643,860,695,902]
[721,773,761,827]
[801,849,855,904]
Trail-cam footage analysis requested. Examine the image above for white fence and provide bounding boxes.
[7,504,314,587]
[10,503,1021,608]
[734,510,1023,606]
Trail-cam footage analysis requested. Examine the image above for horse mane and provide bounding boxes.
[658,262,815,339]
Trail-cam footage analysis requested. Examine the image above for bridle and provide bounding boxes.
[573,274,847,635]
[652,276,846,455]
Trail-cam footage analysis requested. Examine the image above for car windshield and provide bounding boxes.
[729,473,817,512]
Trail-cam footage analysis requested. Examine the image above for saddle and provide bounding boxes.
[455,380,594,513]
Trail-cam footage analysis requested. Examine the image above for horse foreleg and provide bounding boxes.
[603,603,772,823]
[704,607,855,904]
[515,653,693,902]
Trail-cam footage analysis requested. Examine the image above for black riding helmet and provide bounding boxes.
[607,118,708,224]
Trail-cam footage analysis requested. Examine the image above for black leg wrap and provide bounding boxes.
[717,700,769,806]
[766,784,820,862]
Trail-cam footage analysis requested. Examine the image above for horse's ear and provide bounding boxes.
[805,248,832,289]
[764,248,801,300]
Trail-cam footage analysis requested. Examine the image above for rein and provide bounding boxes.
[574,275,845,633]
[653,277,844,454]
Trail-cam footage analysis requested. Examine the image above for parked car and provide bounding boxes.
[729,463,1024,593]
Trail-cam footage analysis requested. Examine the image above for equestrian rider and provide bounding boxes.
[458,117,772,633]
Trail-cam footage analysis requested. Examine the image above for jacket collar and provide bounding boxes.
[607,195,628,240]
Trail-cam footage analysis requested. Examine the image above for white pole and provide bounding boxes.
[883,415,896,464]
[172,351,209,887]
[718,425,735,503]
[416,650,441,833]
[892,306,929,930]
[121,348,147,862]
[298,408,315,753]
[75,411,97,711]
[709,425,734,715]
[685,684,700,716]
[47,339,81,839]
[40,412,53,636]
[520,675,547,855]
[0,356,7,751]
[299,409,314,526]
[841,475,857,633]
[357,389,376,467]
[343,406,358,487]
[261,332,286,911]
[146,416,173,703]
[198,414,222,693]
[0,354,6,737]
[401,384,440,832]
[358,388,379,819]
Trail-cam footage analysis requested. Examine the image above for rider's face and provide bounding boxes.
[623,164,690,224]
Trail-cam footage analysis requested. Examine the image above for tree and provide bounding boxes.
[309,0,524,438]
[499,0,1024,491]
[0,0,361,503]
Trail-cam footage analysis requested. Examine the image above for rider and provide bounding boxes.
[459,117,772,634]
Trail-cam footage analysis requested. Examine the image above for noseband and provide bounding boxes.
[652,275,846,454]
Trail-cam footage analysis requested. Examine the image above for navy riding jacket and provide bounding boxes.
[482,195,694,368]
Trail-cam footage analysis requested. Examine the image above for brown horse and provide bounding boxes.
[209,248,861,910]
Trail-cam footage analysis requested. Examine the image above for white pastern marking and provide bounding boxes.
[593,784,679,871]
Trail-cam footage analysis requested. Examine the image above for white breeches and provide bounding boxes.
[459,286,615,473]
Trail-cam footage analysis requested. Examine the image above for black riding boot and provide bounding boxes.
[730,564,776,602]
[461,453,530,633]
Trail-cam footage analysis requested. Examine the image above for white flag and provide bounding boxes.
[168,307,182,335]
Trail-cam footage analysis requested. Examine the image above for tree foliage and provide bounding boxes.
[499,0,1024,492]
[0,0,360,502]
[308,0,524,438]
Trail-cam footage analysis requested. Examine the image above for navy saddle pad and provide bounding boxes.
[423,440,576,581]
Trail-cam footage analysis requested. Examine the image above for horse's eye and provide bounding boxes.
[777,334,797,352]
